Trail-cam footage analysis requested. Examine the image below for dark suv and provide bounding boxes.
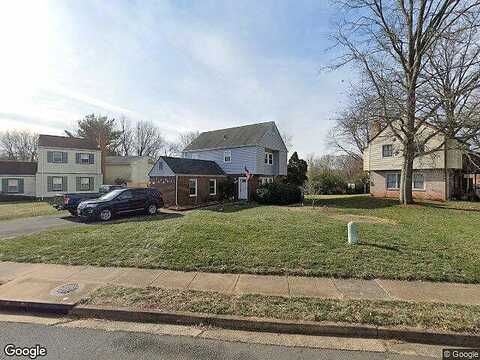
[77,188,164,221]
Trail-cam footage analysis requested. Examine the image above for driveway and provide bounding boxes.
[0,215,84,240]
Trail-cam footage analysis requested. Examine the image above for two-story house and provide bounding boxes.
[36,135,102,197]
[149,121,287,207]
[0,134,102,198]
[363,122,479,201]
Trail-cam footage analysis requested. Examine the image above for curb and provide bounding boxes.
[0,299,74,315]
[70,305,480,347]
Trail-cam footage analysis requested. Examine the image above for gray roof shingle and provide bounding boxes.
[38,135,99,150]
[0,161,37,175]
[183,121,275,151]
[161,157,225,175]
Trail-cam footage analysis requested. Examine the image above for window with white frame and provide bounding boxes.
[413,173,425,190]
[189,179,197,197]
[80,153,91,164]
[7,179,19,193]
[52,177,63,191]
[386,173,400,190]
[52,151,63,163]
[80,177,91,191]
[209,179,216,195]
[382,144,393,158]
[264,151,273,165]
[223,150,231,163]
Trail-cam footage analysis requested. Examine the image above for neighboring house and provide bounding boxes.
[0,161,38,197]
[104,156,154,187]
[363,123,479,201]
[149,121,288,208]
[149,156,226,207]
[0,134,103,198]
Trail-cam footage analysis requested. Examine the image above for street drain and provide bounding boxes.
[50,283,80,297]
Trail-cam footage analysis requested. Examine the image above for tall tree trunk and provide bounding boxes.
[400,87,416,205]
[400,148,414,204]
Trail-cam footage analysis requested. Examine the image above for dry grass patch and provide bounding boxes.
[85,285,480,334]
[328,214,398,225]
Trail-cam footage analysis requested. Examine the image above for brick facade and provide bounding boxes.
[176,176,226,206]
[370,169,447,201]
[150,175,226,208]
[149,176,176,207]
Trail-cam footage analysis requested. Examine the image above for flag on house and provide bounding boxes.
[244,166,251,181]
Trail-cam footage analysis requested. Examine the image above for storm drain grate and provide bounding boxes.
[50,283,80,297]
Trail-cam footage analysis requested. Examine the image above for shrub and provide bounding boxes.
[255,182,302,205]
[218,177,235,200]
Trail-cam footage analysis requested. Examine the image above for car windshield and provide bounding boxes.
[98,189,124,201]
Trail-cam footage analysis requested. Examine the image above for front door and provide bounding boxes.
[238,177,248,200]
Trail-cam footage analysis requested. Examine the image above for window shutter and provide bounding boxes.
[76,177,81,191]
[47,151,53,163]
[1,179,7,193]
[18,179,24,194]
[47,176,53,192]
[76,153,81,164]
[62,152,68,163]
[89,177,94,191]
[62,176,68,192]
[89,154,94,164]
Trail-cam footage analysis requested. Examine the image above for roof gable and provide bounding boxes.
[183,122,277,151]
[38,135,99,150]
[0,161,37,175]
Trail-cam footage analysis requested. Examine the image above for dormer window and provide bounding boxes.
[224,150,231,163]
[382,144,393,158]
[265,151,273,165]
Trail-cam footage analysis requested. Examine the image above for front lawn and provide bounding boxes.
[0,201,63,221]
[0,196,479,283]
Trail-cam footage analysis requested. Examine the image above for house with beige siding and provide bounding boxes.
[104,156,154,187]
[0,134,103,198]
[363,123,479,201]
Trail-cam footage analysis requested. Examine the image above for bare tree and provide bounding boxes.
[134,120,165,159]
[333,0,480,204]
[178,130,200,151]
[0,130,38,161]
[424,13,480,153]
[329,83,387,160]
[118,116,135,156]
[281,131,294,152]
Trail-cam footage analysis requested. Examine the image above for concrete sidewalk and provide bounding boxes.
[0,261,479,307]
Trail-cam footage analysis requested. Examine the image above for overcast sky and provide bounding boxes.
[0,0,355,157]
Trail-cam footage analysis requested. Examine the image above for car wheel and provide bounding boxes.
[99,209,112,221]
[146,203,157,215]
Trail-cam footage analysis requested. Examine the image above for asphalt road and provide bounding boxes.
[0,215,83,240]
[0,321,434,360]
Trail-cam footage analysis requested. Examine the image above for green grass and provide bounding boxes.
[0,201,63,221]
[85,285,480,334]
[0,196,479,283]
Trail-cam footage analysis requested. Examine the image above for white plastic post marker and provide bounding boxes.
[348,222,358,245]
